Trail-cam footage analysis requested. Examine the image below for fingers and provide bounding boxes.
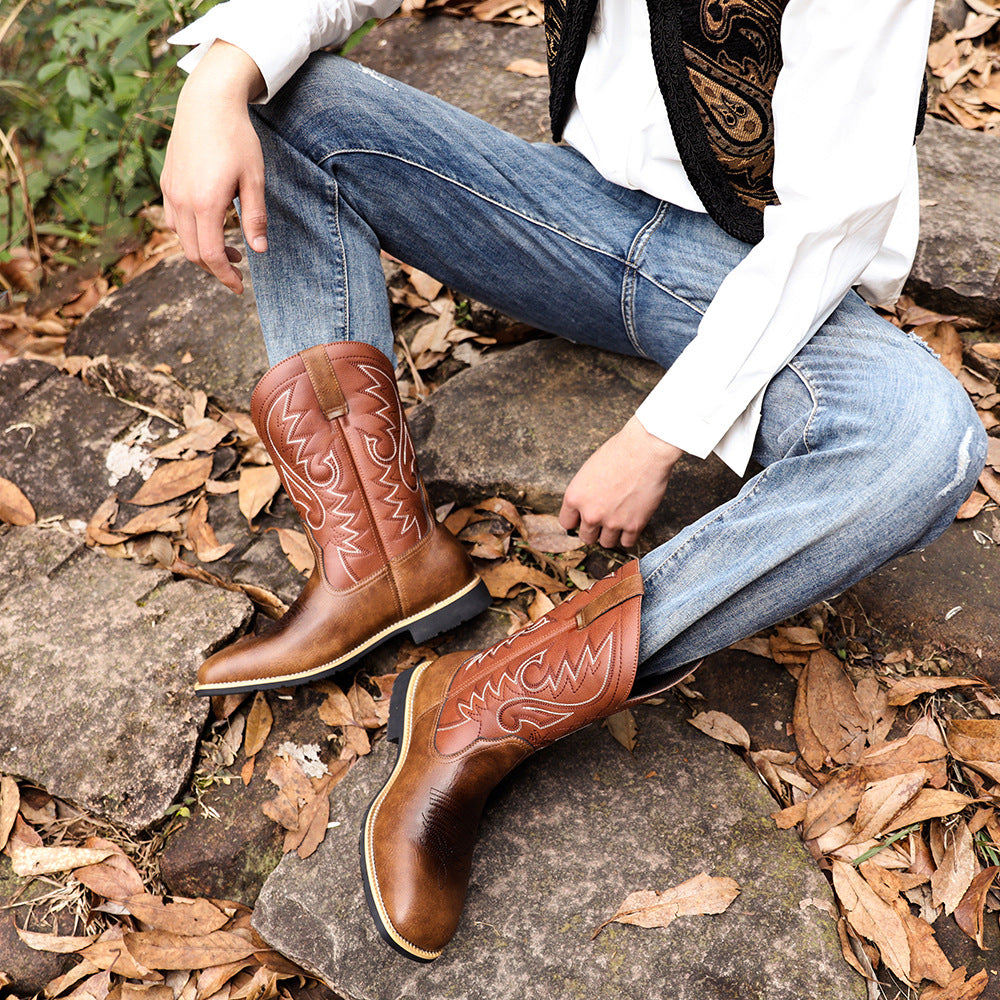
[560,501,629,550]
[238,169,268,254]
[193,206,245,295]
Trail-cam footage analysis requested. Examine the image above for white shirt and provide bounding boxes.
[172,0,932,475]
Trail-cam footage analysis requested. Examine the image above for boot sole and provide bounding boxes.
[359,664,443,962]
[194,578,491,697]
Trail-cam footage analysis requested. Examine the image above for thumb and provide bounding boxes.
[239,172,268,254]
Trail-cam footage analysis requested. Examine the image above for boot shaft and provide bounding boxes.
[435,561,644,754]
[250,342,435,588]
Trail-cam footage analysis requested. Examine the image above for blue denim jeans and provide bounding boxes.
[244,53,986,688]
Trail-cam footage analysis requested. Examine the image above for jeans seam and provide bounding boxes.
[319,148,626,260]
[317,148,702,315]
[621,202,670,357]
[329,172,351,342]
[787,360,819,456]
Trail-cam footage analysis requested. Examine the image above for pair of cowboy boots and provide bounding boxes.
[198,340,647,962]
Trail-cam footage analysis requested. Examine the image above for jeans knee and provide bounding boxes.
[889,392,986,551]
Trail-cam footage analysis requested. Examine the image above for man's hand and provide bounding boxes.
[559,416,683,549]
[161,41,268,294]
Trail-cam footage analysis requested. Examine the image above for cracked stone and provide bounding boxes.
[0,526,252,831]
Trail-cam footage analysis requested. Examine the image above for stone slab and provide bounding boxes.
[0,359,147,521]
[0,526,252,831]
[350,16,550,143]
[65,256,267,412]
[160,684,333,906]
[409,338,742,546]
[253,699,861,1000]
[843,514,1000,684]
[684,650,798,755]
[910,117,1000,323]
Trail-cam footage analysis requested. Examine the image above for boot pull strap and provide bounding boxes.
[575,570,644,629]
[301,346,348,420]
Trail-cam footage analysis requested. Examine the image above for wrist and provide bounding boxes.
[624,415,684,466]
[185,39,265,104]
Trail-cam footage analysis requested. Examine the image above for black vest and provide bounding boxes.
[544,0,926,244]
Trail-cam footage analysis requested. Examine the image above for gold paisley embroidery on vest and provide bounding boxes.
[683,0,787,210]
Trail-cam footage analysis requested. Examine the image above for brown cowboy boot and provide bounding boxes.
[195,341,490,696]
[360,559,644,960]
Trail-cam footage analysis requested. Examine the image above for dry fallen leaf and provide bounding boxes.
[244,692,274,759]
[519,512,582,553]
[505,57,548,77]
[274,527,314,575]
[605,709,638,752]
[119,501,185,536]
[187,496,234,562]
[886,789,974,834]
[802,769,864,841]
[930,820,979,916]
[149,418,231,460]
[594,872,740,938]
[478,559,567,598]
[947,718,1000,763]
[130,457,213,507]
[0,475,35,525]
[0,775,19,851]
[954,866,1000,948]
[123,930,257,971]
[317,683,355,728]
[955,491,989,519]
[687,711,750,750]
[125,895,230,936]
[15,926,98,953]
[10,842,115,877]
[919,966,990,1000]
[804,650,868,762]
[852,770,927,844]
[886,676,985,706]
[74,844,145,902]
[238,464,282,525]
[79,927,160,979]
[832,860,914,984]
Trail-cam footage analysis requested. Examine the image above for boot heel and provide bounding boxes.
[408,580,491,643]
[386,667,416,744]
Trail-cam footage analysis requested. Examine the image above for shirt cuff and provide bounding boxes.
[169,3,325,102]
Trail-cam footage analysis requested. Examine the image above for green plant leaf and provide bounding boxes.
[65,66,90,101]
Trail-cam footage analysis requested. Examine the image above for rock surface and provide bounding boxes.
[0,525,251,831]
[253,698,861,1000]
[911,117,1000,323]
[0,359,151,521]
[350,15,550,143]
[160,685,335,906]
[0,857,75,995]
[845,517,1000,683]
[66,255,267,412]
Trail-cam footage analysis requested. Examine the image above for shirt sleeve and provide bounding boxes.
[634,0,934,476]
[168,0,403,102]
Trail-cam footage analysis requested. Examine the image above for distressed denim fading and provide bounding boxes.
[240,53,987,686]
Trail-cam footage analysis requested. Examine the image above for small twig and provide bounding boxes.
[0,126,40,266]
[0,0,30,49]
[95,373,182,427]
